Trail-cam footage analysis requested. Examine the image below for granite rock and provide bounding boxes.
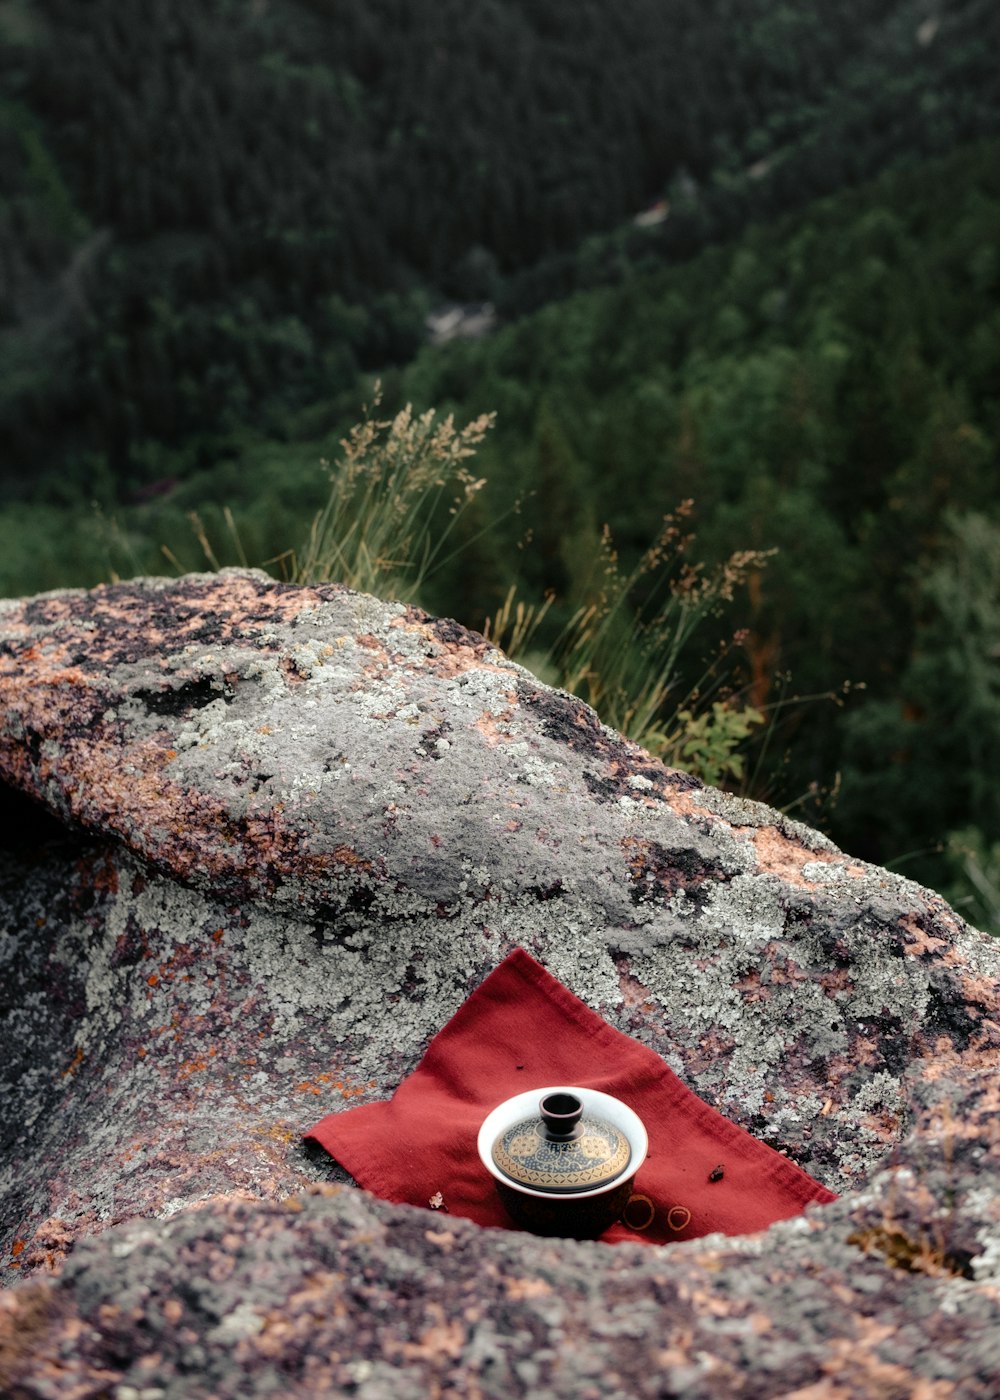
[0,571,998,1396]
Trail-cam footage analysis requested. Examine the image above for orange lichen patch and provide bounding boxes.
[472,706,519,745]
[417,637,513,682]
[938,1013,996,1067]
[766,957,810,987]
[10,1240,25,1259]
[852,1037,884,1070]
[622,837,651,882]
[796,1331,955,1399]
[36,666,90,689]
[212,928,224,943]
[257,1124,296,1144]
[817,967,854,994]
[618,967,659,1017]
[660,784,714,820]
[15,1218,76,1277]
[393,1310,466,1364]
[273,1269,344,1319]
[16,734,209,859]
[279,656,307,684]
[858,1107,905,1141]
[61,1047,84,1078]
[144,943,202,989]
[738,973,768,1005]
[959,971,1000,1016]
[178,1058,209,1079]
[920,1043,1000,1085]
[748,826,846,887]
[329,844,373,871]
[504,1276,552,1300]
[825,1052,882,1097]
[117,1141,147,1166]
[294,1075,371,1100]
[0,1281,67,1391]
[898,915,955,962]
[140,573,322,630]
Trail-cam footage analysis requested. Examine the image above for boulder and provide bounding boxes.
[1,570,998,1396]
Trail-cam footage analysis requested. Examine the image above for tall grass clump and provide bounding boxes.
[290,384,493,602]
[944,829,1000,937]
[485,504,771,786]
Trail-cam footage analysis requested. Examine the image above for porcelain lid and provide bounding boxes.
[491,1090,632,1194]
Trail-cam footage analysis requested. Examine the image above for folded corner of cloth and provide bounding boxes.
[304,946,837,1245]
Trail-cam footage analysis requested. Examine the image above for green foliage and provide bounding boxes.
[838,512,1000,892]
[0,96,89,243]
[668,703,766,790]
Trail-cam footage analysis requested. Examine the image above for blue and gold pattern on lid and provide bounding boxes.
[492,1094,632,1194]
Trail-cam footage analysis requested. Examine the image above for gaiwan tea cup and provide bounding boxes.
[477,1086,648,1239]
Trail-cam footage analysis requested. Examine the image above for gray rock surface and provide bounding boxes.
[1,571,998,1395]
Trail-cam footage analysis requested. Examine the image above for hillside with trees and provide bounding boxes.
[2,0,999,496]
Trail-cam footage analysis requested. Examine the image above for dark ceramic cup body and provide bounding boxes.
[492,1174,636,1239]
[477,1086,648,1241]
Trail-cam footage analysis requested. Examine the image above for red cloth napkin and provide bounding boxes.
[305,947,836,1244]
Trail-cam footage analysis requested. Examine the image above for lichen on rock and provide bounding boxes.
[1,571,998,1396]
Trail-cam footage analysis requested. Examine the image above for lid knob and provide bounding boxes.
[539,1091,584,1140]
